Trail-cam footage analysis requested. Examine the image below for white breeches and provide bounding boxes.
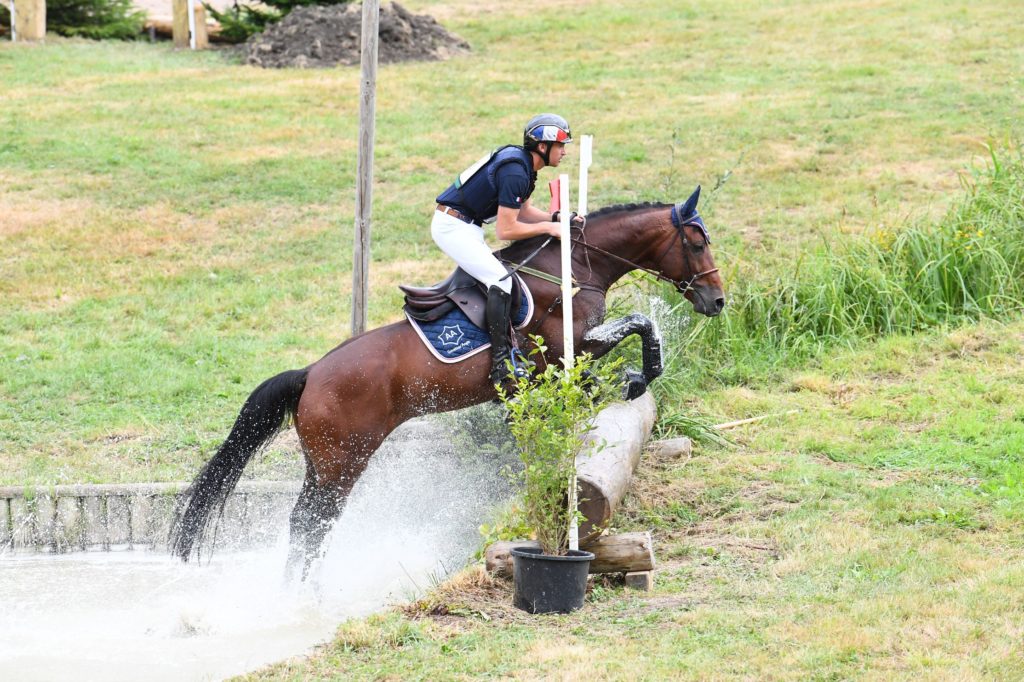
[431,210,512,294]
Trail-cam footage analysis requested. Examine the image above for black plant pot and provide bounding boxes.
[510,546,595,614]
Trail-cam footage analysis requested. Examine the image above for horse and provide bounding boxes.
[170,186,725,576]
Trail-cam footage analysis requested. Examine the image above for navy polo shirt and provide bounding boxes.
[436,147,537,223]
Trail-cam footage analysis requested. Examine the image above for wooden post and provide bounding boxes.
[171,0,204,49]
[13,0,45,42]
[193,4,208,49]
[351,0,379,336]
[624,571,654,591]
[171,0,188,48]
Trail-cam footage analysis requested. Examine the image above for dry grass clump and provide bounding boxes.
[401,564,527,624]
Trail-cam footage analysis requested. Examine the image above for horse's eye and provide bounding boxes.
[692,243,706,254]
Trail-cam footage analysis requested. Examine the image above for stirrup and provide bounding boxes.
[510,348,534,379]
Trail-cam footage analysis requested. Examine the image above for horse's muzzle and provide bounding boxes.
[693,290,726,317]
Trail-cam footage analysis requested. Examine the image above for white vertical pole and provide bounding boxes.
[9,0,16,42]
[186,0,196,49]
[352,0,379,336]
[569,134,593,552]
[559,174,573,369]
[558,173,579,552]
[577,135,593,216]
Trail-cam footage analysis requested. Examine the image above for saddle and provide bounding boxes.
[400,267,524,331]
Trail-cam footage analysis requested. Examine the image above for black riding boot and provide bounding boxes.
[485,285,514,385]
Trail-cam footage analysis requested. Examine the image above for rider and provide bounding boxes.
[433,113,582,386]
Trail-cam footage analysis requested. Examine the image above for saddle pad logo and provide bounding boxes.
[438,325,465,348]
[405,279,535,365]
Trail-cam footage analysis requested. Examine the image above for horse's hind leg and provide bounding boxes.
[285,474,348,580]
[286,416,385,579]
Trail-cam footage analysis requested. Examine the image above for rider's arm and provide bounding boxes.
[516,201,556,224]
[490,163,561,241]
[494,204,561,241]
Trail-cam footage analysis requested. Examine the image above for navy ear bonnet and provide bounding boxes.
[670,185,710,244]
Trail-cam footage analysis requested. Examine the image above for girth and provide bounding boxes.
[400,267,524,330]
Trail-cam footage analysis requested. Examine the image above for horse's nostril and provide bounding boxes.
[714,297,725,312]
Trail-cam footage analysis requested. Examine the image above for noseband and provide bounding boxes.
[571,205,719,295]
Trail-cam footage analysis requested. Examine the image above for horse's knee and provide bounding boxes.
[625,312,650,329]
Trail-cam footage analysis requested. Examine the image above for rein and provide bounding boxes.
[571,214,719,295]
[502,205,719,300]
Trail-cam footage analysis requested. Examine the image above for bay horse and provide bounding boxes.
[170,186,725,575]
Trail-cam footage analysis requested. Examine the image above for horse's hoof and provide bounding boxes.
[624,370,647,400]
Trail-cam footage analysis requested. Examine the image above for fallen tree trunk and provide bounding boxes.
[576,391,657,542]
[485,532,655,577]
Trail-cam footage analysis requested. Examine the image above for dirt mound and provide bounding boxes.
[244,2,470,69]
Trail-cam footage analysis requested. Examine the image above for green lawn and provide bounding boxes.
[1,0,1023,678]
[248,320,1024,680]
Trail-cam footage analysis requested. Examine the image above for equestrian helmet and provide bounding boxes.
[523,113,573,149]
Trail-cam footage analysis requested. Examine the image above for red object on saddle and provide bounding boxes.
[548,178,561,213]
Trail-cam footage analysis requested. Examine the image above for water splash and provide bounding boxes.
[0,406,517,681]
[645,294,690,344]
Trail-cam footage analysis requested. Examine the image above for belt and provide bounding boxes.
[436,204,478,225]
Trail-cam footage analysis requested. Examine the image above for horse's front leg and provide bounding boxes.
[580,313,663,400]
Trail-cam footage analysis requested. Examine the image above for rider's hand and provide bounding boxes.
[551,211,587,229]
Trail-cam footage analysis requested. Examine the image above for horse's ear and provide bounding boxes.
[680,185,701,219]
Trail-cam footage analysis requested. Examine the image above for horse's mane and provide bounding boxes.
[498,202,671,261]
[586,201,671,221]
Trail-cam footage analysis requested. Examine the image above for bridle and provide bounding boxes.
[571,204,720,295]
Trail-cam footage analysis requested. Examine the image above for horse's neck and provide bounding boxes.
[575,209,670,288]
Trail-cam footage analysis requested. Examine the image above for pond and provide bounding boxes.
[0,408,517,681]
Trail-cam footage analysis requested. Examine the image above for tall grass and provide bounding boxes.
[663,144,1024,388]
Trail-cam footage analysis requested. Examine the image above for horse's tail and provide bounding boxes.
[170,368,309,561]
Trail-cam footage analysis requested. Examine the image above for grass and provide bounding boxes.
[646,146,1024,392]
[247,319,1024,680]
[1,0,1023,678]
[8,0,1024,481]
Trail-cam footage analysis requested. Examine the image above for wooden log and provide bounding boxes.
[576,392,656,542]
[485,531,655,578]
[584,531,656,573]
[13,0,46,42]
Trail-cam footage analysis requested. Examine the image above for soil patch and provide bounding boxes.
[244,2,470,69]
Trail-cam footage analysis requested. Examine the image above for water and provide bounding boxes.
[1,549,333,681]
[0,409,517,681]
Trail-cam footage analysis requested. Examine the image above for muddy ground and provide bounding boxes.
[243,2,470,69]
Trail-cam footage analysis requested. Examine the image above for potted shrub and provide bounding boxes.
[497,339,622,614]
